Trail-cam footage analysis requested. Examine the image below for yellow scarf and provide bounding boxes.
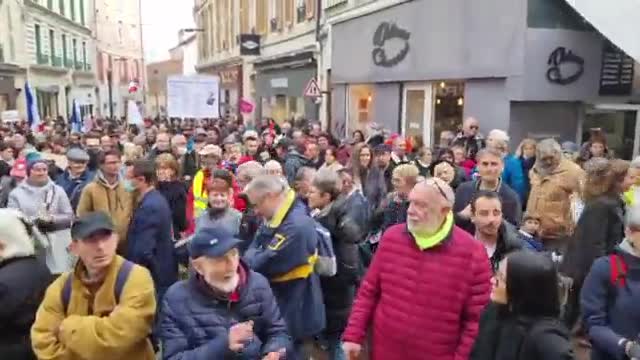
[410,212,454,250]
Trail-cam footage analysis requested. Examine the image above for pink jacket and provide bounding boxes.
[343,224,491,360]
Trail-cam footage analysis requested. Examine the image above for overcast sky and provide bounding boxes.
[141,0,194,62]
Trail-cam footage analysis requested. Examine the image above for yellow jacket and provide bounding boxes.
[31,256,156,360]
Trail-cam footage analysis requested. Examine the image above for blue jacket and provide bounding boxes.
[159,262,291,359]
[55,169,95,211]
[581,242,640,360]
[470,154,526,203]
[126,189,178,291]
[244,189,326,340]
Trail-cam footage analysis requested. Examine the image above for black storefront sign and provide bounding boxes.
[239,34,261,56]
[599,41,635,96]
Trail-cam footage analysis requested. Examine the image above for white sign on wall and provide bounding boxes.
[167,75,220,118]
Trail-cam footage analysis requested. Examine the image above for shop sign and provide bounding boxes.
[220,69,239,85]
[270,78,288,88]
[546,47,584,85]
[372,22,411,68]
[598,41,635,96]
[240,34,261,56]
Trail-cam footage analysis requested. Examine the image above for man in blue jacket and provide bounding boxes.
[159,227,290,359]
[244,175,326,359]
[125,159,177,300]
[55,148,94,211]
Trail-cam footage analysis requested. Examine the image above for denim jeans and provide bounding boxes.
[316,333,346,360]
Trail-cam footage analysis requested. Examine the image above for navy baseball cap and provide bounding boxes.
[189,228,242,259]
[71,212,114,240]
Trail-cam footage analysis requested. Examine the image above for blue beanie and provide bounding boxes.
[25,152,47,174]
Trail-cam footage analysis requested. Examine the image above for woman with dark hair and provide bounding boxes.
[435,147,468,185]
[561,158,630,329]
[352,130,365,144]
[471,251,574,360]
[155,153,187,238]
[349,143,386,211]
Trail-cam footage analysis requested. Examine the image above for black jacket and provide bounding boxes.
[0,256,51,359]
[314,195,364,335]
[157,180,188,235]
[561,194,625,283]
[471,303,574,360]
[488,222,527,272]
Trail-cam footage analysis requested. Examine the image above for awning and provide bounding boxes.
[564,0,640,62]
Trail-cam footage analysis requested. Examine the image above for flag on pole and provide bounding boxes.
[24,82,41,132]
[70,99,82,133]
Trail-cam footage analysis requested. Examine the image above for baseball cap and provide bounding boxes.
[189,228,241,259]
[374,144,392,155]
[71,212,115,240]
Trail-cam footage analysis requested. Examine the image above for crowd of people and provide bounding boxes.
[0,115,639,360]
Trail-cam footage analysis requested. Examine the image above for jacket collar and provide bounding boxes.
[268,189,296,228]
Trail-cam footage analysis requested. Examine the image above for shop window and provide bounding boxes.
[433,81,464,145]
[583,108,637,160]
[348,84,375,134]
[288,96,298,115]
[527,0,594,31]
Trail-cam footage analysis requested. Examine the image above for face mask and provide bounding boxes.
[123,179,136,193]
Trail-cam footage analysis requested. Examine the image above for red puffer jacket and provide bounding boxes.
[343,224,491,360]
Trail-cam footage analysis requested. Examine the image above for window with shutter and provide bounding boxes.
[276,0,283,31]
[240,0,250,34]
[284,0,293,27]
[257,0,267,34]
[305,0,315,19]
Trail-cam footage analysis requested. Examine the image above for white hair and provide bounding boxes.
[244,175,289,197]
[237,161,265,181]
[421,177,455,208]
[264,160,283,173]
[488,129,510,144]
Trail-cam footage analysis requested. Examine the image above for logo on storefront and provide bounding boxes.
[372,22,410,68]
[546,47,584,85]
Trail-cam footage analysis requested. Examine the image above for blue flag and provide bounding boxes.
[24,82,41,132]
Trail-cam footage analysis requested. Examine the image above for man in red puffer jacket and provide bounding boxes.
[342,178,491,360]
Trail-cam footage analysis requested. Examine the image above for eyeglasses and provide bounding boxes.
[425,178,449,201]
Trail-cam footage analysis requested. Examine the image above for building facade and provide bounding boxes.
[195,0,320,123]
[0,0,96,120]
[94,0,144,119]
[326,0,640,159]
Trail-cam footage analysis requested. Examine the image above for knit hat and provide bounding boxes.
[25,152,47,173]
[10,158,27,178]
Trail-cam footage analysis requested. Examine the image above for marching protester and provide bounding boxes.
[155,153,188,238]
[8,153,75,276]
[243,175,326,358]
[159,227,290,359]
[31,211,157,360]
[77,150,132,254]
[125,159,177,301]
[194,169,242,236]
[0,209,51,359]
[342,178,491,360]
[55,148,94,211]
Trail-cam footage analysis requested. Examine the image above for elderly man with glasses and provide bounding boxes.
[342,178,491,360]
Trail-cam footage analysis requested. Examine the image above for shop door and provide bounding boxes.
[583,104,640,160]
[402,84,433,145]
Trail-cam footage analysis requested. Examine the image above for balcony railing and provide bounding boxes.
[51,55,62,67]
[84,63,91,71]
[37,53,50,65]
[75,61,83,70]
[64,58,74,68]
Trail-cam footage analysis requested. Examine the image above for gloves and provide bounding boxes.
[34,217,56,233]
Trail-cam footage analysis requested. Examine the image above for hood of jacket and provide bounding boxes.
[95,170,120,190]
[16,178,55,196]
[499,221,525,253]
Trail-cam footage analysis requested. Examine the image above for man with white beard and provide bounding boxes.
[159,227,290,359]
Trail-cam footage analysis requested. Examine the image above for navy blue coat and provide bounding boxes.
[126,189,178,292]
[244,190,326,340]
[581,244,640,360]
[159,263,291,359]
[55,169,94,211]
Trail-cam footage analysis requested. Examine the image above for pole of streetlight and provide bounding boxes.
[108,69,113,120]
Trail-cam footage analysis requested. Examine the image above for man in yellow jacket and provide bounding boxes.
[31,211,157,360]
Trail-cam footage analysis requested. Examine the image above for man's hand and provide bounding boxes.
[262,348,286,360]
[458,204,472,219]
[343,342,362,360]
[228,321,254,352]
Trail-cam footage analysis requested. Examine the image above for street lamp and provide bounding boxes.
[108,57,127,120]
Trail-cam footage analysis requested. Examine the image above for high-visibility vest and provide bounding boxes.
[192,170,209,218]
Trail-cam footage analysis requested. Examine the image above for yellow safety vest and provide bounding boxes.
[192,170,209,218]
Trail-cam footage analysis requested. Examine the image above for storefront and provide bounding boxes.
[217,63,243,119]
[330,0,639,154]
[254,51,318,123]
[0,64,26,113]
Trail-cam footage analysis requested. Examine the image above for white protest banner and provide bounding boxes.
[167,75,220,118]
[128,100,143,126]
[1,110,20,123]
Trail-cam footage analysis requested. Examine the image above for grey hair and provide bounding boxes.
[537,138,562,157]
[237,161,265,181]
[421,177,455,208]
[264,160,283,172]
[295,166,317,183]
[630,156,640,169]
[488,129,510,144]
[312,168,342,200]
[626,205,640,228]
[244,175,289,197]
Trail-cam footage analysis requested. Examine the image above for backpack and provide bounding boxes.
[610,254,628,288]
[61,260,134,314]
[313,220,337,277]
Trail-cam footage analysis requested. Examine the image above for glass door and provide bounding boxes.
[583,104,640,160]
[402,83,433,145]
